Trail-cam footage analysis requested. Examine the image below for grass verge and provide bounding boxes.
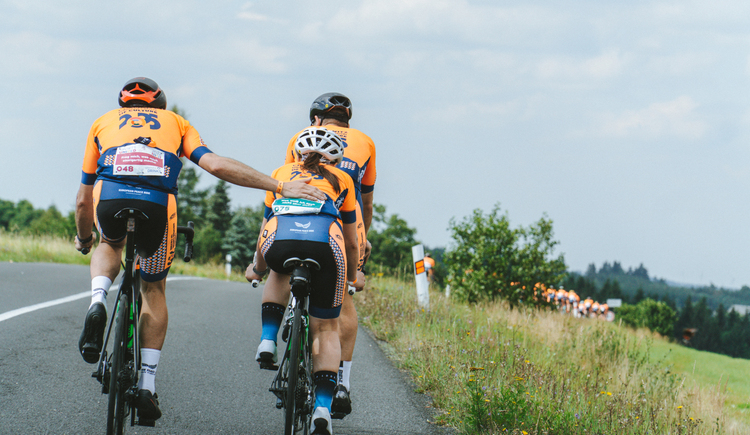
[357,275,750,434]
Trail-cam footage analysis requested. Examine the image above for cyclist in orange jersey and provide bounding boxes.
[582,298,594,317]
[279,93,376,418]
[599,303,609,320]
[424,253,436,282]
[567,290,579,315]
[590,302,600,319]
[75,77,325,422]
[246,128,359,433]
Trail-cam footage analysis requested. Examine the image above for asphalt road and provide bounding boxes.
[0,262,453,435]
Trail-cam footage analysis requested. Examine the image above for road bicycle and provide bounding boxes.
[264,257,320,435]
[89,208,194,435]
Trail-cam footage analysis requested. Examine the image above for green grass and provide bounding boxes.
[3,232,749,433]
[357,276,750,434]
[650,339,750,423]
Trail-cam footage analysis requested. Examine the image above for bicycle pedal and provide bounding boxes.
[259,361,279,371]
[137,418,156,427]
[276,398,283,409]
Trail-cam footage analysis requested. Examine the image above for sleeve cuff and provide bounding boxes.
[341,210,357,224]
[361,184,374,194]
[81,171,97,185]
[189,146,213,165]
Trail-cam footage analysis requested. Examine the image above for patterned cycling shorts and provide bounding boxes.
[93,180,177,282]
[259,215,346,319]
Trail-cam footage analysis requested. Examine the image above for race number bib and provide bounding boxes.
[272,198,324,215]
[113,144,165,176]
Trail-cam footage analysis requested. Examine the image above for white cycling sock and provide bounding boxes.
[340,361,352,390]
[138,348,161,394]
[90,276,112,308]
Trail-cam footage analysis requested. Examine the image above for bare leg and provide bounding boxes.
[262,271,291,305]
[139,278,168,350]
[338,292,358,361]
[311,317,341,373]
[90,238,125,281]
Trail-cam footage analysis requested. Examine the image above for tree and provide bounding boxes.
[585,263,596,279]
[176,164,207,227]
[618,298,677,337]
[632,263,649,280]
[367,204,418,271]
[26,205,71,237]
[633,287,645,304]
[207,180,232,235]
[223,204,265,270]
[0,199,15,230]
[444,204,566,306]
[9,200,42,231]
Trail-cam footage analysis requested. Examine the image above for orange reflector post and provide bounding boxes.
[415,260,425,275]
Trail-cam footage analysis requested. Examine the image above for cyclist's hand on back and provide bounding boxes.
[75,232,97,253]
[281,178,327,202]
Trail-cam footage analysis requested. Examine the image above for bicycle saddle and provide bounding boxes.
[114,208,150,221]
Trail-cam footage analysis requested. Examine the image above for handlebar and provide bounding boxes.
[79,220,196,262]
[177,222,195,262]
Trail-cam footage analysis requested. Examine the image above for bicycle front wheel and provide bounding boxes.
[284,305,303,435]
[107,293,131,435]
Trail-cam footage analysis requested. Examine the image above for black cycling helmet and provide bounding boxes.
[309,92,352,123]
[118,77,167,109]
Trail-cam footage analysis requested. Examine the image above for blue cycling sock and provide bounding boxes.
[261,303,285,342]
[313,371,338,411]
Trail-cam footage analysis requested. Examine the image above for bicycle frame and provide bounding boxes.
[90,209,194,434]
[269,258,319,435]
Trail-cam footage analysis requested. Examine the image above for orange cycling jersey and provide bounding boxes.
[286,126,376,197]
[81,107,212,194]
[264,162,357,224]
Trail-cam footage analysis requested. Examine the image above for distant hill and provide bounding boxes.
[568,261,750,310]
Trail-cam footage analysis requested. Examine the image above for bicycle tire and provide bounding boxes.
[107,293,130,435]
[284,304,303,435]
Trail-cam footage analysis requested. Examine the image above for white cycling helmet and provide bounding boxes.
[294,127,345,164]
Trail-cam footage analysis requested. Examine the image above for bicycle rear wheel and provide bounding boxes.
[107,293,131,435]
[284,305,303,435]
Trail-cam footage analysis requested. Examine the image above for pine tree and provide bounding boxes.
[223,204,265,270]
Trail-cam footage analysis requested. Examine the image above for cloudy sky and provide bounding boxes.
[3,0,750,288]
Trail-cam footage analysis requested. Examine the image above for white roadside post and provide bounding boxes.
[225,254,232,279]
[412,244,430,309]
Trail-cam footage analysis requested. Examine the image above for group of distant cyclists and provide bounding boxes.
[74,77,375,434]
[542,286,616,321]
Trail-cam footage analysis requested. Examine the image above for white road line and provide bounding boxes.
[0,276,204,323]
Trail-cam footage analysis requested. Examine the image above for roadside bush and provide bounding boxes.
[444,204,566,307]
[617,298,677,337]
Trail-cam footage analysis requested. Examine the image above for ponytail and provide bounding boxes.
[302,153,341,194]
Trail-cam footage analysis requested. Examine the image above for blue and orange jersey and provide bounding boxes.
[286,126,376,199]
[81,107,212,194]
[264,162,357,224]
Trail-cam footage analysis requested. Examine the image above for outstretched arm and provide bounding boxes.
[198,153,326,201]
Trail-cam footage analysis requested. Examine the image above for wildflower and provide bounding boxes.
[607,392,612,396]
[575,413,580,419]
[677,406,683,409]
